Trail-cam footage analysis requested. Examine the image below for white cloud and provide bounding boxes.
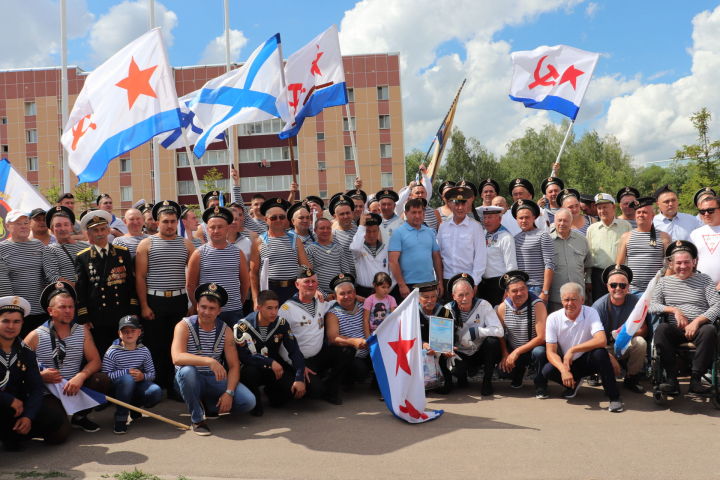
[199,29,248,65]
[585,2,599,18]
[0,0,94,69]
[599,5,720,164]
[88,0,177,64]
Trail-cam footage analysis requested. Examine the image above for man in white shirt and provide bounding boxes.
[653,185,701,241]
[690,196,720,286]
[501,178,549,235]
[537,282,623,412]
[479,205,516,306]
[437,186,486,302]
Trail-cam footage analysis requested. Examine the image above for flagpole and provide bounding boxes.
[344,103,360,184]
[287,138,297,201]
[552,119,574,175]
[224,0,238,176]
[60,0,71,192]
[148,0,161,202]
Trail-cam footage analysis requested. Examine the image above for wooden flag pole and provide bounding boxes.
[104,395,190,430]
[288,137,298,202]
[425,79,466,180]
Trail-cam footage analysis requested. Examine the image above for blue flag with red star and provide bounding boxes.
[367,289,443,424]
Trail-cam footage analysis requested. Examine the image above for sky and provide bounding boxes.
[3,0,720,166]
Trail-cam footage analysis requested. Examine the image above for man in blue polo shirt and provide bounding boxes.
[388,198,444,301]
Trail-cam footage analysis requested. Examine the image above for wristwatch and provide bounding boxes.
[542,290,549,295]
[225,389,234,397]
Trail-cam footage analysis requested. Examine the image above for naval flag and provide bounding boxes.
[0,158,51,222]
[61,28,182,183]
[190,34,290,158]
[613,271,659,356]
[279,25,348,139]
[367,289,443,424]
[156,89,226,150]
[509,45,599,120]
[45,380,106,415]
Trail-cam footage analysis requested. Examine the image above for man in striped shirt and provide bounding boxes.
[651,241,720,395]
[43,206,89,287]
[512,200,555,304]
[112,208,148,258]
[329,193,358,277]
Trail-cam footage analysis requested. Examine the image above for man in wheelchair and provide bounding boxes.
[650,240,720,395]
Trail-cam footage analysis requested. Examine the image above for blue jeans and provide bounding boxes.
[111,374,162,422]
[174,366,255,424]
[527,285,543,298]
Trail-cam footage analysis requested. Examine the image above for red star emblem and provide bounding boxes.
[115,57,158,109]
[388,325,416,375]
[559,65,584,90]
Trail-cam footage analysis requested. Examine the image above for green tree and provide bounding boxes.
[74,183,97,211]
[202,167,225,193]
[43,183,62,206]
[404,149,424,185]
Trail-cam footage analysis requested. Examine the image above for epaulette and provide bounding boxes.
[130,299,138,305]
[77,307,88,316]
[113,244,128,251]
[280,304,289,310]
[77,247,91,256]
[279,318,286,326]
[237,322,248,332]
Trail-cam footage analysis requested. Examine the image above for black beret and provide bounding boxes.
[499,270,530,290]
[653,184,674,200]
[665,240,698,259]
[448,272,474,292]
[138,203,154,214]
[202,190,222,208]
[415,281,439,293]
[40,281,77,311]
[364,213,382,226]
[601,264,633,284]
[444,186,473,202]
[557,188,581,206]
[329,273,356,291]
[511,199,540,218]
[579,194,595,205]
[634,197,655,209]
[297,265,315,279]
[260,197,291,217]
[437,181,456,198]
[201,206,233,224]
[508,178,535,198]
[694,187,717,207]
[456,180,478,197]
[540,177,565,194]
[56,192,74,203]
[287,202,310,223]
[180,205,192,219]
[375,189,399,202]
[45,206,75,228]
[329,193,354,216]
[479,178,500,195]
[96,193,111,205]
[616,186,640,203]
[194,282,228,307]
[303,196,325,210]
[151,200,182,221]
[346,189,367,203]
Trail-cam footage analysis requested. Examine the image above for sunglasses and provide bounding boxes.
[268,214,287,221]
[698,208,716,215]
[609,282,628,289]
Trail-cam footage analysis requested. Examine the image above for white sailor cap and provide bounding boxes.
[0,296,31,316]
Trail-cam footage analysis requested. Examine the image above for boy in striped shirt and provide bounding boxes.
[103,315,161,435]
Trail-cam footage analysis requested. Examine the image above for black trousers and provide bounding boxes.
[453,337,501,381]
[654,322,717,377]
[241,362,295,408]
[590,268,607,303]
[540,348,621,401]
[304,344,354,398]
[478,277,504,307]
[145,294,189,390]
[355,285,374,299]
[0,395,70,448]
[89,309,130,357]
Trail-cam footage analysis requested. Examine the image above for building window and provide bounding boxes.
[346,88,355,102]
[26,129,38,144]
[120,186,133,202]
[316,132,325,141]
[342,117,356,132]
[379,115,391,129]
[319,190,327,199]
[120,158,131,173]
[26,157,38,171]
[176,149,228,167]
[238,146,295,164]
[318,161,326,171]
[345,175,356,190]
[24,102,36,116]
[1,145,8,153]
[344,146,355,161]
[377,85,389,101]
[1,117,7,124]
[177,179,229,196]
[381,172,393,188]
[239,175,292,193]
[238,118,284,136]
[380,143,392,158]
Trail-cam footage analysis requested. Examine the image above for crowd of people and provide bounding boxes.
[0,163,718,448]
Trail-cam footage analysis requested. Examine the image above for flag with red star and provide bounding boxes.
[508,44,599,120]
[61,28,181,183]
[367,289,443,424]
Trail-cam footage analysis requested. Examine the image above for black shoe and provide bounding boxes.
[130,410,142,421]
[586,374,601,387]
[250,404,264,417]
[659,378,680,396]
[113,421,128,435]
[481,379,494,396]
[324,392,343,405]
[71,414,100,433]
[535,386,549,399]
[456,376,469,388]
[689,377,712,394]
[191,421,211,436]
[623,376,646,394]
[3,440,25,452]
[562,379,583,399]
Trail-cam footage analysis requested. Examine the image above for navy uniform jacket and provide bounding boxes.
[234,312,305,382]
[0,340,43,421]
[75,244,138,326]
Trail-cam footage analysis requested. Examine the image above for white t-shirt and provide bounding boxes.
[546,305,604,360]
[690,224,720,284]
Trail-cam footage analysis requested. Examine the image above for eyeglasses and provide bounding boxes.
[268,214,287,221]
[698,208,717,215]
[609,283,628,289]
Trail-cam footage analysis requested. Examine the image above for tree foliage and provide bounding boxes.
[202,167,225,193]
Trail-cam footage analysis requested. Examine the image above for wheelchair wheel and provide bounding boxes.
[653,390,666,406]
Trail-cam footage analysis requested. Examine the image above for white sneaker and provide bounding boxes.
[608,400,624,413]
